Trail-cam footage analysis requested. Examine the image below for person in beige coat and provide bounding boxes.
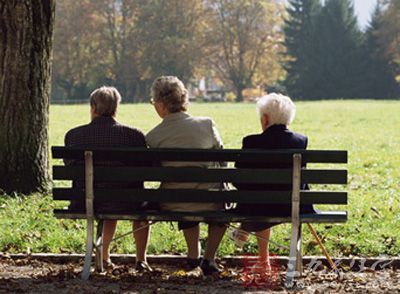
[146,76,226,276]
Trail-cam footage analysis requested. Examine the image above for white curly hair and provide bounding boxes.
[256,93,296,128]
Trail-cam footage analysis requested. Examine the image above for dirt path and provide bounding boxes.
[1,256,399,293]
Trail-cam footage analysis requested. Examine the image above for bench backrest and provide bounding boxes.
[52,147,347,209]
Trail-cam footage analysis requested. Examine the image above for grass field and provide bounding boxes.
[1,100,399,258]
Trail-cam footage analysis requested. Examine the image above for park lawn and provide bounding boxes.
[0,100,399,257]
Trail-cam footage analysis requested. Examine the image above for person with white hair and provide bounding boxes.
[231,93,316,270]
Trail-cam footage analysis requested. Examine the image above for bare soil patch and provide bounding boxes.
[0,255,399,293]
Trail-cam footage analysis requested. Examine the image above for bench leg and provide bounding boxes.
[296,223,303,275]
[81,217,94,280]
[285,221,300,288]
[95,220,104,273]
[286,153,302,288]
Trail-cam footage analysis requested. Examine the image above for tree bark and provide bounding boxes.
[235,84,245,102]
[0,0,55,194]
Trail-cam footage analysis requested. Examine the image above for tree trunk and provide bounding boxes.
[0,0,55,194]
[235,84,245,102]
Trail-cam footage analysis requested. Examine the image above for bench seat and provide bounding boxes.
[54,209,347,223]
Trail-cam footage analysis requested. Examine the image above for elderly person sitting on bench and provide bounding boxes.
[231,93,316,270]
[146,76,227,276]
[64,86,153,273]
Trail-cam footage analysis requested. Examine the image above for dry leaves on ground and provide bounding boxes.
[0,255,399,293]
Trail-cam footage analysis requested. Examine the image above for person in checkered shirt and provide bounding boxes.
[64,86,153,273]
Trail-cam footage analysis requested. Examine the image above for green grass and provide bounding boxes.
[1,100,399,257]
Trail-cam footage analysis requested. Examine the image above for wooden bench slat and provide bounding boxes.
[53,166,347,184]
[302,169,347,184]
[53,188,347,204]
[53,209,348,223]
[53,166,292,183]
[52,147,347,164]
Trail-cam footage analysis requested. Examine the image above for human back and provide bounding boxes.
[146,76,225,210]
[147,114,219,150]
[146,113,222,167]
[65,86,147,191]
[237,124,307,189]
[65,86,145,150]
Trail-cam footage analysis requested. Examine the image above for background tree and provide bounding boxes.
[0,0,55,193]
[363,3,399,98]
[52,0,206,103]
[52,0,99,103]
[378,0,400,86]
[52,0,143,103]
[134,0,205,86]
[313,0,365,99]
[283,0,322,99]
[50,0,399,102]
[252,5,286,90]
[205,0,284,101]
[92,0,141,102]
[283,0,368,99]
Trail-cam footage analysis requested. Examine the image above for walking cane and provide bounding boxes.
[307,223,337,270]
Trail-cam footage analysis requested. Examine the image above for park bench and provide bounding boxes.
[51,146,347,287]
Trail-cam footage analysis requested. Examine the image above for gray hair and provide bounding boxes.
[256,93,296,127]
[90,86,121,116]
[151,76,189,113]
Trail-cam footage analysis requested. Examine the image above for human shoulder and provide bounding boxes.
[66,123,90,135]
[117,122,145,137]
[187,116,216,130]
[114,122,146,147]
[145,122,164,147]
[191,116,220,135]
[146,121,162,138]
[290,130,308,146]
[293,131,307,141]
[190,115,213,123]
[64,124,90,144]
[242,133,264,148]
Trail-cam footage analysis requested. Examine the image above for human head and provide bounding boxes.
[256,93,296,130]
[150,76,189,117]
[90,86,121,118]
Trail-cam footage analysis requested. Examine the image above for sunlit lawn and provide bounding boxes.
[1,100,399,257]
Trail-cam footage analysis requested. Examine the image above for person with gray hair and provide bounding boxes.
[64,86,153,273]
[89,86,121,117]
[146,76,227,276]
[231,93,315,271]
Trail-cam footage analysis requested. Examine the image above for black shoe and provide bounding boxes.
[186,257,202,271]
[200,259,222,276]
[135,261,153,273]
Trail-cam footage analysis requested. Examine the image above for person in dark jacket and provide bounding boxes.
[64,86,153,272]
[231,93,316,269]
